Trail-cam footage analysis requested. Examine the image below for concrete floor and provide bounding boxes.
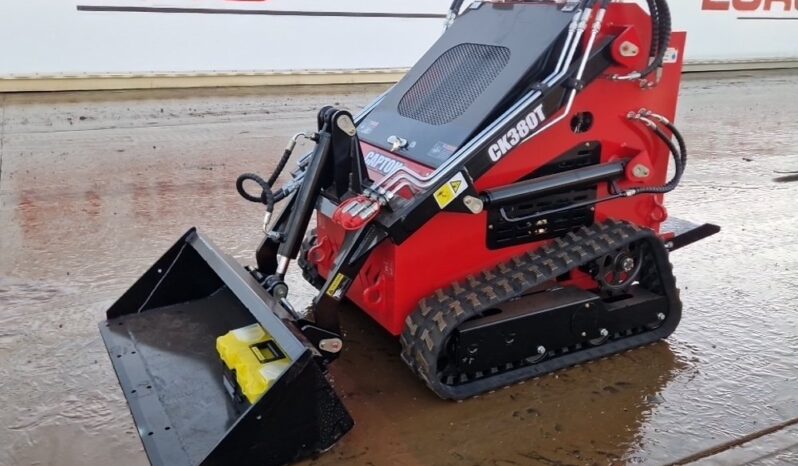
[1,70,797,466]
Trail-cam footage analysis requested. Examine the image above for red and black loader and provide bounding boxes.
[98,1,720,464]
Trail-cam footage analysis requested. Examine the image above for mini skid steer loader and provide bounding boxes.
[99,1,720,464]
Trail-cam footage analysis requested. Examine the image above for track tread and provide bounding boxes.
[399,220,681,400]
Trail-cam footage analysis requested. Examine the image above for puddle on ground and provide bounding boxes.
[1,71,797,466]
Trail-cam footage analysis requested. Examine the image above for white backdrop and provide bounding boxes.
[0,0,796,78]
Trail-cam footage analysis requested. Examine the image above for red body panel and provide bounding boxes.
[313,4,685,336]
[362,142,433,181]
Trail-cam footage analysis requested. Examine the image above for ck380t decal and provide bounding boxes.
[488,104,547,162]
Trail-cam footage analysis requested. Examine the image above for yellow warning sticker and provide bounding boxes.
[326,273,350,299]
[434,173,468,209]
[434,186,455,208]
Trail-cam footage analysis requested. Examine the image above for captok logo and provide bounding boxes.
[364,151,405,175]
[488,104,546,162]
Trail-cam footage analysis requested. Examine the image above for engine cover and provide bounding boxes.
[358,2,574,168]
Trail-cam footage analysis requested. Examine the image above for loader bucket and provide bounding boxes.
[99,228,353,466]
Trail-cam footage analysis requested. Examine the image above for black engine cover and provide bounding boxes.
[358,2,575,168]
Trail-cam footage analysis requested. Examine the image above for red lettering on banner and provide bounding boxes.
[702,0,730,10]
[764,0,791,10]
[702,0,796,10]
[732,0,762,10]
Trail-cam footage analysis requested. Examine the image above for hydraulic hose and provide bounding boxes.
[448,0,465,13]
[633,116,686,195]
[236,173,276,212]
[612,0,671,82]
[639,0,672,79]
[267,147,294,187]
[445,0,465,27]
[645,0,660,61]
[661,119,687,171]
[236,134,307,224]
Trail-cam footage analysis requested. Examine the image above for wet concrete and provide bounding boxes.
[690,422,798,466]
[0,70,797,466]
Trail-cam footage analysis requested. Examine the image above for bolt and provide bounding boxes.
[581,332,587,337]
[273,283,289,300]
[463,196,485,214]
[585,303,591,309]
[319,338,343,354]
[600,328,609,337]
[620,41,640,57]
[657,312,666,321]
[537,346,546,355]
[633,164,651,179]
[621,257,635,272]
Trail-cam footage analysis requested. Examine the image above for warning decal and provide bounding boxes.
[326,273,352,300]
[434,173,468,209]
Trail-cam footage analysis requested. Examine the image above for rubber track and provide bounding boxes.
[399,220,681,400]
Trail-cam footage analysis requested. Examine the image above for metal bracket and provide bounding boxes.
[666,222,721,251]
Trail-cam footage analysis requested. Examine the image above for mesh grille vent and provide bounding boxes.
[398,43,511,126]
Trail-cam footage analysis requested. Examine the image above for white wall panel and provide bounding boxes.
[0,1,796,79]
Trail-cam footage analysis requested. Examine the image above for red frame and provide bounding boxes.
[311,3,686,336]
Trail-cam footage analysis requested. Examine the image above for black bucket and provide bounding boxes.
[99,228,353,466]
